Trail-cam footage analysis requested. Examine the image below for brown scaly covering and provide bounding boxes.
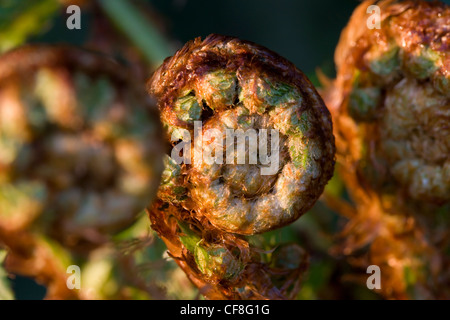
[149,34,335,235]
[0,45,164,298]
[148,34,334,299]
[322,0,449,299]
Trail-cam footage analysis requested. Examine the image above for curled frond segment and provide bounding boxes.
[149,34,335,235]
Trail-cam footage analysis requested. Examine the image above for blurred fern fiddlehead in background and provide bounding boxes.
[322,0,450,299]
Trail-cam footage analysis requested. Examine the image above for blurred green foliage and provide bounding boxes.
[0,249,14,300]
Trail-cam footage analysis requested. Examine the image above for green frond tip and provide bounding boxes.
[348,87,381,122]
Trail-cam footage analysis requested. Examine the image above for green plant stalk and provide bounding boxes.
[98,0,173,67]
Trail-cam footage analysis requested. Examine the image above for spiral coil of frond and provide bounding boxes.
[148,34,335,299]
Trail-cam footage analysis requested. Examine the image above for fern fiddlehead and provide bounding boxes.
[148,34,335,299]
